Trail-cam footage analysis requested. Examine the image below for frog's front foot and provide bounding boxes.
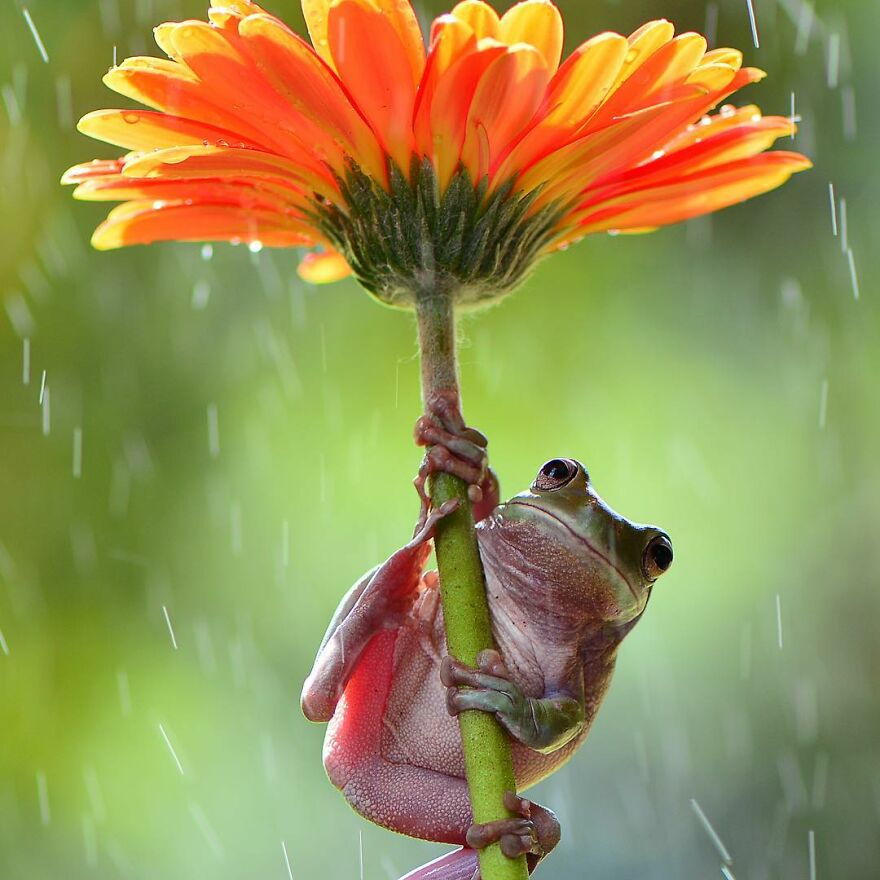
[466,791,561,877]
[414,391,489,503]
[441,649,526,721]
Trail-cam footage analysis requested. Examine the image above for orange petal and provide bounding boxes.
[702,47,743,70]
[574,152,811,234]
[327,0,418,170]
[237,14,386,182]
[103,58,280,153]
[305,0,425,81]
[521,94,708,205]
[493,32,628,182]
[582,116,798,207]
[71,175,306,217]
[533,64,769,206]
[612,19,675,89]
[595,32,708,123]
[163,20,345,176]
[661,104,762,152]
[415,15,477,158]
[499,1,564,72]
[460,44,549,181]
[62,158,126,185]
[76,109,260,152]
[685,62,739,92]
[450,1,500,39]
[297,249,353,283]
[92,200,316,250]
[120,144,339,204]
[428,40,508,189]
[301,0,336,68]
[546,32,629,128]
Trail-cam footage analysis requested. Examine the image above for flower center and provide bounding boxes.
[309,157,566,308]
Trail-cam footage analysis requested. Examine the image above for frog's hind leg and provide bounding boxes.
[325,638,559,877]
[301,499,458,723]
[398,848,478,880]
[323,630,475,844]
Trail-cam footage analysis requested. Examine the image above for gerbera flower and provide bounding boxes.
[64,0,810,307]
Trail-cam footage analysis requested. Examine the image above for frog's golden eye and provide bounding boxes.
[642,534,674,581]
[534,459,578,491]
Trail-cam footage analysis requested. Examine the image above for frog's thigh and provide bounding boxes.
[323,630,472,845]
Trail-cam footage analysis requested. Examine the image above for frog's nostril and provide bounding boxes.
[643,534,673,581]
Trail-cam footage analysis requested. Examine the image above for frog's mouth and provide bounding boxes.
[505,500,640,602]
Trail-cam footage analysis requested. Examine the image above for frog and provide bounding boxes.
[301,403,673,879]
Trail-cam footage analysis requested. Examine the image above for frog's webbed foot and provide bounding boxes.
[441,649,525,719]
[466,791,561,878]
[414,391,489,504]
[408,498,461,549]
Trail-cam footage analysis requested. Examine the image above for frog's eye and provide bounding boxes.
[642,534,674,581]
[534,459,578,491]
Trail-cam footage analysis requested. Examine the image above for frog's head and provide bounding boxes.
[499,458,673,625]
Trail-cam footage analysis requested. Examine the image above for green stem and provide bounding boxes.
[415,289,529,880]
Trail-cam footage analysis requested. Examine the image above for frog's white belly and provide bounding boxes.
[379,612,586,790]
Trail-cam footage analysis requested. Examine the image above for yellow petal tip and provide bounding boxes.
[297,251,352,285]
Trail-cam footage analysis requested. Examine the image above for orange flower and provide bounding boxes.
[64,0,810,305]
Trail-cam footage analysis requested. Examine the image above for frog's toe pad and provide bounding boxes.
[466,817,538,856]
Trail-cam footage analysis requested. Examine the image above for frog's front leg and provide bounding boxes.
[414,393,500,520]
[300,497,458,723]
[441,650,586,755]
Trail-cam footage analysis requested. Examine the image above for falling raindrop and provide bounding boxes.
[207,403,220,458]
[281,840,294,880]
[22,338,30,385]
[116,668,132,717]
[689,798,733,866]
[188,802,224,861]
[72,428,83,479]
[21,9,49,64]
[775,594,784,650]
[36,771,50,825]
[745,0,760,49]
[158,723,184,775]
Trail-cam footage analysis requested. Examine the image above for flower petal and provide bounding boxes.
[301,0,336,67]
[298,249,353,283]
[573,152,812,234]
[450,1,500,39]
[120,144,340,204]
[62,158,126,185]
[414,15,477,158]
[428,40,508,189]
[581,115,798,208]
[102,57,280,153]
[92,200,314,250]
[460,44,550,181]
[70,174,306,216]
[76,108,260,152]
[162,20,343,176]
[327,0,418,169]
[304,0,425,81]
[594,32,708,122]
[499,0,564,72]
[237,14,386,182]
[492,32,628,182]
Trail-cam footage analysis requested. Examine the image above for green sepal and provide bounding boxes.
[311,158,566,309]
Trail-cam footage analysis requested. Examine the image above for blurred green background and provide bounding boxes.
[1,0,877,877]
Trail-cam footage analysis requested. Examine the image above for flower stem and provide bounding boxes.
[415,289,529,880]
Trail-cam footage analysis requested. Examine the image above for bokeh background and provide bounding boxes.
[1,0,877,877]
